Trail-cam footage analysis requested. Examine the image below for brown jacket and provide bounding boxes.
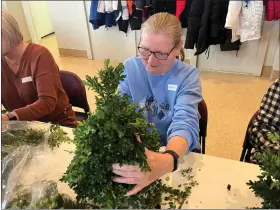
[1,43,77,127]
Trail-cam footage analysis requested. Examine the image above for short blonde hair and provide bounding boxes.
[141,12,185,61]
[1,9,23,47]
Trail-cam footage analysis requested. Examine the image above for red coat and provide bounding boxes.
[176,0,187,19]
[265,0,280,21]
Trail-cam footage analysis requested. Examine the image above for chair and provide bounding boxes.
[240,111,259,162]
[198,99,208,154]
[59,70,90,122]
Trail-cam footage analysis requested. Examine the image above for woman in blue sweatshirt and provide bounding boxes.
[112,12,202,196]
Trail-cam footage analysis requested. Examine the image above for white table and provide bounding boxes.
[11,122,263,209]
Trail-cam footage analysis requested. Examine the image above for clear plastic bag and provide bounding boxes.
[1,121,76,209]
[2,146,32,209]
[5,180,78,209]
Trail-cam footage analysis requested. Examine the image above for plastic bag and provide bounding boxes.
[2,146,32,209]
[5,180,78,209]
[1,121,76,209]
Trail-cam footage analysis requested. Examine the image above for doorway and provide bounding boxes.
[21,0,59,56]
[28,1,54,39]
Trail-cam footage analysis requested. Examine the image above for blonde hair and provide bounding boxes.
[141,12,185,61]
[1,9,23,47]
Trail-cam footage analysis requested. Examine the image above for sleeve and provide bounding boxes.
[135,0,144,9]
[224,1,242,29]
[224,1,242,42]
[14,50,61,121]
[248,79,280,152]
[209,0,221,39]
[184,0,205,49]
[167,68,203,152]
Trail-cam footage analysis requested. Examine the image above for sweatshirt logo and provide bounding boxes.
[139,95,171,121]
[168,84,177,91]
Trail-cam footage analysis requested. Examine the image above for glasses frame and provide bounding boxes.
[137,43,176,60]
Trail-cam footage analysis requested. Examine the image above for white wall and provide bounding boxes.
[273,46,279,71]
[264,20,280,66]
[47,1,92,59]
[197,20,276,75]
[29,1,54,38]
[4,1,31,42]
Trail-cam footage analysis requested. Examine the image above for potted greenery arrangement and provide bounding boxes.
[60,59,198,209]
[247,132,280,208]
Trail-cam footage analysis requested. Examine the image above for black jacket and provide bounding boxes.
[151,0,177,15]
[184,0,230,55]
[180,0,194,28]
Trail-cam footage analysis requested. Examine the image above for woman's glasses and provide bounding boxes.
[137,45,176,60]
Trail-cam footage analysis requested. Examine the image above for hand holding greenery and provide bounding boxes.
[60,59,198,209]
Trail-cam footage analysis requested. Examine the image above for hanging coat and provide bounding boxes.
[135,0,151,9]
[225,1,263,42]
[89,0,116,30]
[129,1,142,30]
[180,0,194,28]
[176,0,187,19]
[127,0,133,15]
[184,0,230,55]
[264,0,280,21]
[152,0,177,15]
[115,0,129,21]
[114,0,130,33]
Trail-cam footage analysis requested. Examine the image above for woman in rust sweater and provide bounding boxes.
[1,10,77,127]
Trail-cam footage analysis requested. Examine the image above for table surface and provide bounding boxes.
[14,122,263,209]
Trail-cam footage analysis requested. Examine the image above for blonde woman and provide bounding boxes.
[113,13,202,195]
[1,10,77,127]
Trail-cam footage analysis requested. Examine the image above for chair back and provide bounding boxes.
[198,99,208,154]
[240,110,259,162]
[59,70,90,114]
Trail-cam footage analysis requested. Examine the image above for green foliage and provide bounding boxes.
[267,132,280,144]
[2,124,72,152]
[47,124,72,150]
[60,59,197,208]
[6,181,78,209]
[2,128,46,150]
[247,132,280,209]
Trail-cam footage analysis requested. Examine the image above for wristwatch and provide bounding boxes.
[163,150,179,172]
[6,112,17,121]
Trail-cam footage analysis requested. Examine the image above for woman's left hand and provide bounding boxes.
[2,114,9,121]
[112,145,174,196]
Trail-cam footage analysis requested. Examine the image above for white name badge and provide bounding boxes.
[168,84,177,91]
[21,76,33,83]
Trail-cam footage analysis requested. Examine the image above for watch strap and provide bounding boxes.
[163,150,179,172]
[6,112,17,121]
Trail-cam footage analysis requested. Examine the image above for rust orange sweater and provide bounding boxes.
[1,43,77,127]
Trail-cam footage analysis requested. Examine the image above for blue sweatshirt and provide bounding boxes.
[118,56,202,152]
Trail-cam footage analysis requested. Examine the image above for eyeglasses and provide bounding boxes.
[137,45,176,60]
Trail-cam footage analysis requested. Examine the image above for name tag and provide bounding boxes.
[21,76,33,83]
[168,84,177,91]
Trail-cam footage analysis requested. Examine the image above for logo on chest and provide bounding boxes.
[139,95,172,121]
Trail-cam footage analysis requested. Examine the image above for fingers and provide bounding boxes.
[136,136,141,142]
[112,176,138,184]
[112,163,140,172]
[112,169,142,178]
[125,185,145,196]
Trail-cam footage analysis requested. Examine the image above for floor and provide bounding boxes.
[40,34,273,161]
